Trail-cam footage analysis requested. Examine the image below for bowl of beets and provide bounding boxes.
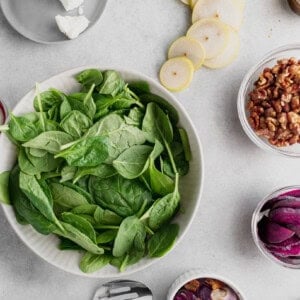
[167,270,244,300]
[252,186,300,268]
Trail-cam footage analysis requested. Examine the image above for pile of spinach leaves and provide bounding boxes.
[0,69,191,273]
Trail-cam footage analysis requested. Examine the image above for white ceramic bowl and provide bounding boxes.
[0,66,203,277]
[167,270,245,300]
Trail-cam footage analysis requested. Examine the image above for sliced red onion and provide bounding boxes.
[269,207,300,226]
[273,196,300,209]
[267,242,300,257]
[174,290,197,300]
[265,236,300,249]
[282,190,300,198]
[263,220,295,243]
[196,284,212,299]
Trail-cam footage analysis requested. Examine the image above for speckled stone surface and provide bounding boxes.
[1,1,300,299]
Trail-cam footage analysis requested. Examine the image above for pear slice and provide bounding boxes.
[192,0,243,31]
[180,0,190,5]
[190,0,198,7]
[159,57,194,92]
[204,27,240,69]
[187,18,230,59]
[168,36,206,70]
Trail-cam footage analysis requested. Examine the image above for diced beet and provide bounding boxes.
[174,290,197,300]
[267,242,300,257]
[282,190,300,198]
[273,196,300,209]
[264,220,295,243]
[269,207,300,226]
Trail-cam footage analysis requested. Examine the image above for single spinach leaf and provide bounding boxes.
[148,174,180,230]
[113,216,145,257]
[94,206,123,225]
[85,114,146,162]
[96,230,117,244]
[61,212,96,243]
[55,222,104,255]
[73,164,117,183]
[60,98,72,120]
[148,224,179,257]
[56,136,109,167]
[142,102,173,144]
[112,145,153,179]
[89,175,152,217]
[178,128,192,161]
[58,237,83,251]
[50,182,89,209]
[9,166,56,234]
[22,131,73,154]
[18,148,41,176]
[60,110,92,139]
[19,172,63,231]
[29,148,47,158]
[71,204,98,215]
[128,81,150,95]
[33,89,67,112]
[80,252,110,273]
[8,114,41,142]
[76,69,103,87]
[60,165,77,182]
[62,181,93,203]
[97,70,125,97]
[124,107,144,127]
[139,93,179,124]
[0,171,10,204]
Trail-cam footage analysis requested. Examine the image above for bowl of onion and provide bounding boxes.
[252,186,300,268]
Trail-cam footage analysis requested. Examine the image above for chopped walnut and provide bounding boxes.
[247,57,300,147]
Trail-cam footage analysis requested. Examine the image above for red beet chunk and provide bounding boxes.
[269,207,300,226]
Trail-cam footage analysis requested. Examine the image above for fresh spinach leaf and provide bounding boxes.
[18,148,41,176]
[29,148,47,158]
[71,204,98,215]
[50,182,89,209]
[148,174,180,230]
[113,216,145,257]
[8,114,41,142]
[80,252,110,273]
[0,171,10,204]
[124,107,144,127]
[73,164,116,184]
[178,128,192,161]
[112,145,153,179]
[60,165,77,182]
[97,70,125,97]
[19,172,63,231]
[76,69,103,87]
[60,98,72,120]
[55,222,104,255]
[34,88,67,112]
[60,110,92,138]
[89,175,152,217]
[96,230,117,244]
[56,136,109,167]
[148,224,179,257]
[61,212,96,243]
[23,131,73,154]
[58,237,83,251]
[94,206,123,225]
[128,81,150,95]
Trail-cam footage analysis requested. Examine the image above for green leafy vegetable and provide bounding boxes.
[0,171,10,204]
[148,224,179,257]
[76,69,103,87]
[80,252,110,273]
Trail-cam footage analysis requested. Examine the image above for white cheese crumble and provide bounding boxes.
[55,15,90,39]
[59,0,84,11]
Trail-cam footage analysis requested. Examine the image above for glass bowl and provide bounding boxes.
[0,99,8,125]
[237,44,300,158]
[252,185,300,269]
[167,270,245,300]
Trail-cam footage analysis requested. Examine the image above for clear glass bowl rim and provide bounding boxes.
[251,185,300,269]
[237,43,300,158]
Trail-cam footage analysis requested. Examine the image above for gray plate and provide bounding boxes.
[0,0,108,44]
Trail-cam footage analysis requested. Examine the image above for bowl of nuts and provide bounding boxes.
[238,44,300,157]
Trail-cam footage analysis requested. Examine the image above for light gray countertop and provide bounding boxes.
[1,0,300,299]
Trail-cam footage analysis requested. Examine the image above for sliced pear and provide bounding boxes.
[168,36,206,70]
[187,18,229,59]
[159,57,194,92]
[192,0,243,31]
[204,27,240,69]
[190,0,198,7]
[180,0,190,5]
